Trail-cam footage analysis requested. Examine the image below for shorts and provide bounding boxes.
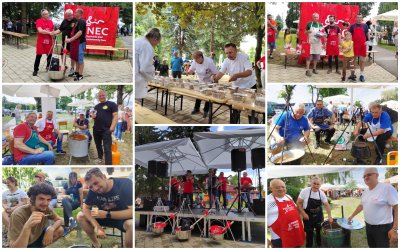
[27,226,47,248]
[268,42,276,49]
[97,218,127,232]
[307,54,321,61]
[78,42,86,64]
[355,56,366,62]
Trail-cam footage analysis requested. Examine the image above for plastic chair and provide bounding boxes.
[387,151,398,165]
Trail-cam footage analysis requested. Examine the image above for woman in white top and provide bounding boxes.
[2,176,28,227]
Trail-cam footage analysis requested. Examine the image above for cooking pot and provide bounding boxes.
[210,225,225,240]
[321,219,348,248]
[152,222,166,235]
[175,227,191,240]
[68,133,88,157]
[270,148,305,165]
[351,136,371,160]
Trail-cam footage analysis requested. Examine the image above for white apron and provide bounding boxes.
[366,115,391,142]
[309,25,323,55]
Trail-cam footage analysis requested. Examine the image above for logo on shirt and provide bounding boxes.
[103,105,108,110]
[282,204,295,214]
[287,220,301,231]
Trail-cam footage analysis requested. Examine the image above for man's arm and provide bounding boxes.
[348,204,363,221]
[97,206,133,220]
[82,203,102,229]
[37,27,53,36]
[296,198,308,219]
[110,112,118,132]
[79,188,83,206]
[9,223,32,248]
[69,30,82,42]
[213,72,224,82]
[229,69,252,82]
[324,202,333,222]
[14,137,41,154]
[38,135,53,149]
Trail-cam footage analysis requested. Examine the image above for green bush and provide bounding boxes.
[286,186,302,201]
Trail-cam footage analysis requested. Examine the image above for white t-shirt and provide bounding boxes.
[34,118,56,133]
[267,193,295,240]
[220,53,255,89]
[135,37,155,99]
[189,57,218,82]
[361,182,398,225]
[2,188,28,208]
[298,187,328,209]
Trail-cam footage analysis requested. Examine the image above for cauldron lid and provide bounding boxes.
[336,218,364,230]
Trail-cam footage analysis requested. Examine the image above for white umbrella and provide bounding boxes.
[67,100,95,108]
[381,100,398,111]
[385,175,398,184]
[194,128,265,169]
[356,183,367,189]
[267,166,356,178]
[3,85,93,97]
[323,94,350,105]
[320,183,335,191]
[373,9,398,22]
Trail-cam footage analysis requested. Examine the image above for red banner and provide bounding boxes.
[64,5,119,47]
[298,2,359,45]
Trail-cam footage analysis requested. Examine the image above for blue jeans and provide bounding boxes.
[48,132,63,152]
[114,122,123,140]
[18,151,54,165]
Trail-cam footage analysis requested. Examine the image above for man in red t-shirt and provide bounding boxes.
[182,170,194,207]
[240,172,253,208]
[256,56,266,88]
[13,112,54,165]
[170,176,181,208]
[218,172,229,209]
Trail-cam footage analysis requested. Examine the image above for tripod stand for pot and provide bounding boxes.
[323,107,383,165]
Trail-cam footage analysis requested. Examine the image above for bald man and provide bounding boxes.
[54,9,76,76]
[348,168,398,247]
[267,179,305,248]
[91,90,118,165]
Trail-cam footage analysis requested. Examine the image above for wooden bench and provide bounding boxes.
[135,103,176,124]
[2,30,29,49]
[85,45,118,60]
[117,48,130,59]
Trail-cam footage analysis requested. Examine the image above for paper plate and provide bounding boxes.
[336,218,364,230]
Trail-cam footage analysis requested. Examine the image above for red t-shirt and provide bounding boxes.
[13,123,39,161]
[258,56,266,70]
[218,177,228,191]
[240,177,253,187]
[170,179,181,191]
[183,175,194,193]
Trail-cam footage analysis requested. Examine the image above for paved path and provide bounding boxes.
[267,61,397,83]
[374,45,398,78]
[2,45,132,83]
[135,229,265,248]
[121,35,133,63]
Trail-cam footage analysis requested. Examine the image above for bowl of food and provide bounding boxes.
[233,93,247,102]
[212,90,226,99]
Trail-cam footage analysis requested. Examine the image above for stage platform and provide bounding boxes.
[136,208,265,242]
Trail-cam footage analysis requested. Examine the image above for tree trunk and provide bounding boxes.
[21,3,27,33]
[117,85,124,105]
[254,3,264,88]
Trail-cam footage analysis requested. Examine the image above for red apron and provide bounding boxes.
[267,28,276,43]
[69,22,80,62]
[36,18,54,55]
[269,195,305,248]
[39,120,56,144]
[326,26,340,56]
[352,24,367,57]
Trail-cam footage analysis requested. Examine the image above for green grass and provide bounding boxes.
[54,206,81,219]
[378,42,397,52]
[2,116,13,124]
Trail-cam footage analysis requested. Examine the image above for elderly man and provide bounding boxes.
[214,43,255,89]
[307,100,336,149]
[353,102,393,164]
[35,110,66,154]
[33,9,55,76]
[171,51,183,79]
[297,177,333,248]
[91,90,118,165]
[267,179,305,248]
[271,103,311,164]
[54,9,77,76]
[73,112,92,145]
[186,50,219,118]
[13,112,54,165]
[65,8,86,81]
[135,28,161,99]
[305,13,324,77]
[349,14,370,82]
[324,15,341,74]
[348,168,398,247]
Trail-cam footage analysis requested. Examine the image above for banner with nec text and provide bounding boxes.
[64,4,119,49]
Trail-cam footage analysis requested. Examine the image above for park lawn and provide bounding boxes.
[2,115,13,124]
[24,34,127,60]
[378,43,397,52]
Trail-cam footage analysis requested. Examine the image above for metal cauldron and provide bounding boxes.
[209,225,225,241]
[175,227,191,240]
[270,148,305,165]
[321,219,349,248]
[68,133,88,157]
[351,136,371,160]
[152,222,166,235]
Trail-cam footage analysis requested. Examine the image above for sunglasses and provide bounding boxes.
[363,173,376,179]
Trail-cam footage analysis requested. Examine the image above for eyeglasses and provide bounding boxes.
[363,173,376,179]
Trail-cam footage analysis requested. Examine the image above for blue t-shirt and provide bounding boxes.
[275,112,310,143]
[85,178,133,211]
[307,107,333,129]
[63,181,82,202]
[362,111,393,134]
[170,56,183,72]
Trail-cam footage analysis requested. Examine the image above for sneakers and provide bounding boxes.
[33,71,38,76]
[203,111,209,118]
[74,75,83,81]
[312,69,318,74]
[68,71,78,77]
[306,70,312,77]
[348,75,357,82]
[69,217,78,230]
[56,150,66,155]
[359,75,365,82]
[191,110,200,115]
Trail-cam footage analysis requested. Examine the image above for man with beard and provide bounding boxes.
[324,15,341,74]
[77,168,132,248]
[349,14,370,82]
[8,183,63,248]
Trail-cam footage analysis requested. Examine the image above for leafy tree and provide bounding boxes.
[285,3,300,29]
[3,167,45,191]
[57,96,72,110]
[98,85,133,105]
[385,167,398,179]
[381,87,398,101]
[354,100,362,108]
[34,97,42,112]
[344,179,357,190]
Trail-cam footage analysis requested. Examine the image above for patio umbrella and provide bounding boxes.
[135,138,208,198]
[384,175,398,184]
[193,128,265,169]
[323,94,350,105]
[381,100,398,111]
[67,100,95,108]
[3,85,93,97]
[373,9,398,22]
[267,166,355,178]
[320,183,335,191]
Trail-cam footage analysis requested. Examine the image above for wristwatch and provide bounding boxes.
[106,210,111,219]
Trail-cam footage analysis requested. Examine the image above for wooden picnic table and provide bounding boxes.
[135,103,176,124]
[226,99,265,124]
[3,30,29,49]
[85,45,118,60]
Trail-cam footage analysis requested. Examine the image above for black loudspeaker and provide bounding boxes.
[251,148,265,169]
[156,161,168,178]
[231,148,247,172]
[143,198,158,211]
[148,160,157,176]
[252,198,265,215]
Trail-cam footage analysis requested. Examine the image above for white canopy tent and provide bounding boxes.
[67,100,95,108]
[323,94,350,105]
[381,100,398,111]
[320,183,335,191]
[267,166,356,178]
[373,9,398,22]
[385,175,398,184]
[3,85,93,97]
[193,128,265,169]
